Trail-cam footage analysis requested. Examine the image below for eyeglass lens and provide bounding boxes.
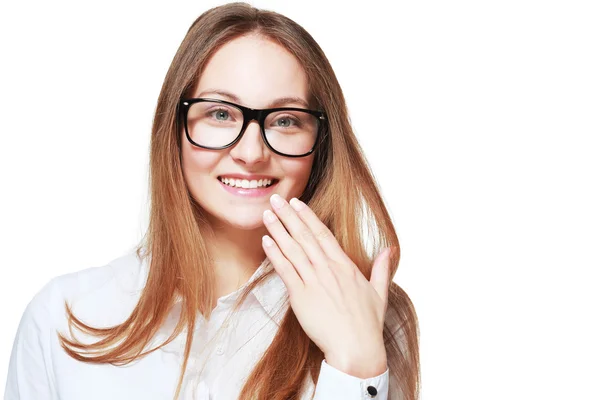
[186,101,319,156]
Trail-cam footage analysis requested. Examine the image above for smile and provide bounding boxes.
[218,176,278,189]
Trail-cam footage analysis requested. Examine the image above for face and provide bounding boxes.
[181,34,315,231]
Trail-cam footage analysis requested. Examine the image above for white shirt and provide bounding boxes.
[4,251,390,400]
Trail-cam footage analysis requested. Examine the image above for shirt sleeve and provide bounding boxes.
[4,279,58,400]
[312,359,389,400]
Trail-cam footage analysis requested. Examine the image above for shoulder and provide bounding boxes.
[54,249,148,299]
[28,249,149,330]
[5,251,149,398]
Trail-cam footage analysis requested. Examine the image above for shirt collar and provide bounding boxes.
[209,257,289,322]
[139,254,289,324]
[244,258,289,322]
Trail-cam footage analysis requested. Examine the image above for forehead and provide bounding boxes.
[195,34,309,109]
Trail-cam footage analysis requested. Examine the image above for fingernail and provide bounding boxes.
[289,198,305,211]
[263,209,277,223]
[270,194,285,209]
[262,235,274,247]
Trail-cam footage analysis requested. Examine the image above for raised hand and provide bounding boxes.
[261,194,390,378]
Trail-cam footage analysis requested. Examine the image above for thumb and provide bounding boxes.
[370,247,391,306]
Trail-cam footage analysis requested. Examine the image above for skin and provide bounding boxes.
[181,34,315,297]
[262,196,390,378]
[182,33,391,378]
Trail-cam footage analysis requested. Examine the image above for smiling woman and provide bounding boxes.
[4,2,419,400]
[180,35,320,233]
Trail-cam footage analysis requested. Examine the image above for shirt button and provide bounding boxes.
[367,385,378,397]
[215,345,224,355]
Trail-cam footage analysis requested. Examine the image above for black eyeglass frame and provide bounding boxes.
[179,97,328,158]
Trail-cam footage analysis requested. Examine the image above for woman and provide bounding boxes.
[5,2,419,399]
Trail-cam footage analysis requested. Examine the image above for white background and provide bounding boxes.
[1,0,599,398]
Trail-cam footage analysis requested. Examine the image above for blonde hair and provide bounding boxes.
[59,3,420,399]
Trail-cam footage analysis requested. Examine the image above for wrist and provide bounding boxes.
[324,348,388,379]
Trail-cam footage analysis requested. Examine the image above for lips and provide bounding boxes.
[218,176,278,189]
[217,174,279,181]
[217,175,280,198]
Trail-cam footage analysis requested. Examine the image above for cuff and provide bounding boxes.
[313,359,389,400]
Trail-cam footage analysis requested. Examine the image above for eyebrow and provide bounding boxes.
[196,89,310,109]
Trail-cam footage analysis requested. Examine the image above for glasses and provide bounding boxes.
[179,98,327,157]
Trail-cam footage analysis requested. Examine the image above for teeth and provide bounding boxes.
[219,177,274,188]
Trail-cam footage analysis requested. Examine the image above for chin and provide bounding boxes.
[215,213,266,231]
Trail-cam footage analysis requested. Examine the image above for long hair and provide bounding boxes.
[58,3,420,399]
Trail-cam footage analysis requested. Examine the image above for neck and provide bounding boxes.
[205,217,269,299]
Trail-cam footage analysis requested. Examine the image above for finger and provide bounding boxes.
[262,235,303,295]
[370,247,391,307]
[263,208,316,285]
[269,194,329,268]
[288,197,349,265]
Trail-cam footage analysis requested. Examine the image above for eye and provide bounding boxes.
[210,108,231,121]
[274,115,298,128]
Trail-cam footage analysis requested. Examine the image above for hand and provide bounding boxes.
[261,194,391,378]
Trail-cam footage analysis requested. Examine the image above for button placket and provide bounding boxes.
[210,303,233,358]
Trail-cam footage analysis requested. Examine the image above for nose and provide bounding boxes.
[228,120,269,165]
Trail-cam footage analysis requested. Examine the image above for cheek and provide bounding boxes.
[181,141,220,184]
[280,156,314,190]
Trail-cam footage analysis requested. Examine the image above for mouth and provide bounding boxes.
[217,176,279,189]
